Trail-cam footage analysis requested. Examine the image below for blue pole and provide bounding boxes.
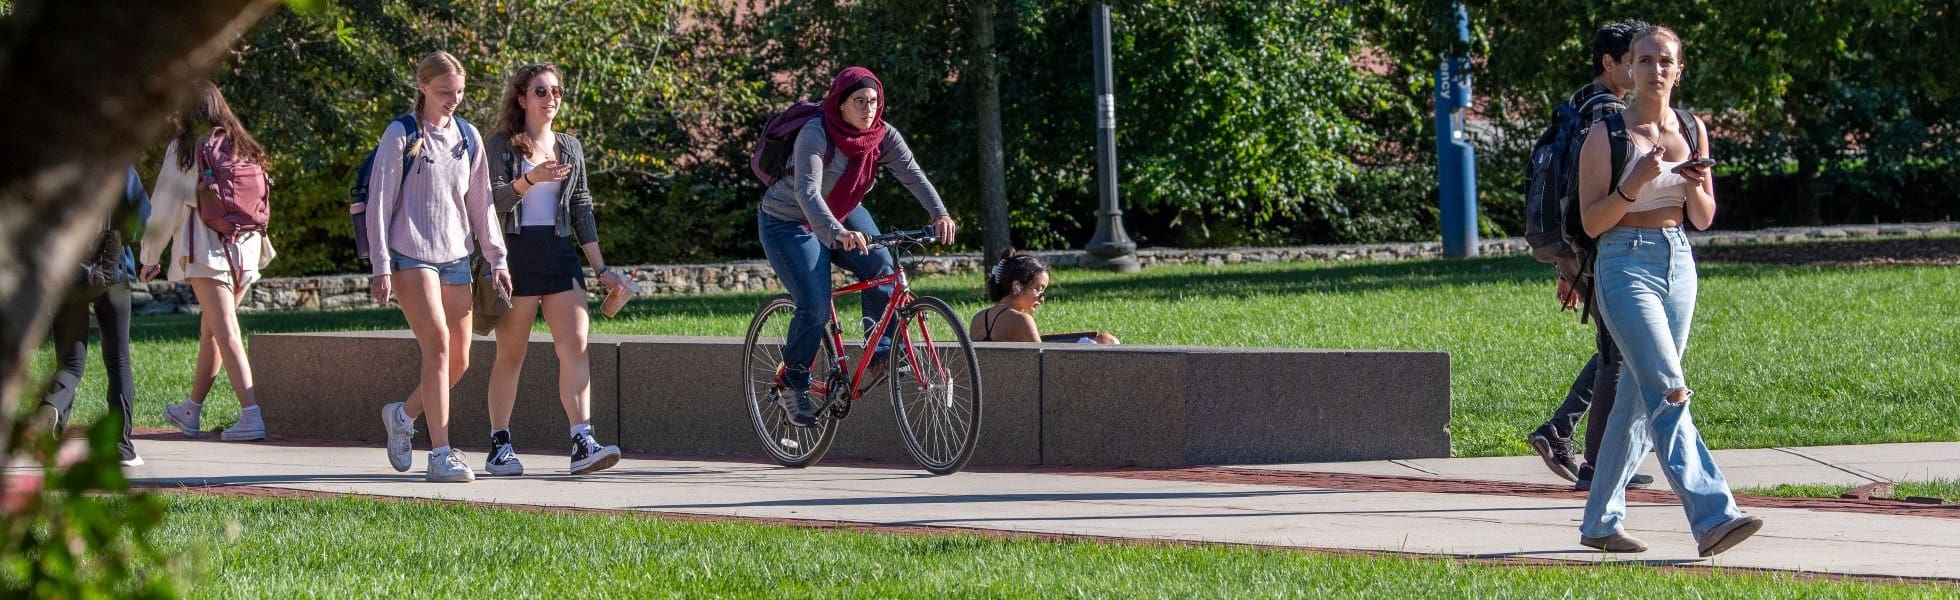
[1435,3,1478,258]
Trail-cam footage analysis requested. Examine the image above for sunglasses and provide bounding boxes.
[532,85,564,99]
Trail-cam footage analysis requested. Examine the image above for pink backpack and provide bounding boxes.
[191,127,271,283]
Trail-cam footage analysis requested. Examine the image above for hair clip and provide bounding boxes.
[989,261,1003,283]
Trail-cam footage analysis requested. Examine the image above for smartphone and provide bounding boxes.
[1676,157,1718,172]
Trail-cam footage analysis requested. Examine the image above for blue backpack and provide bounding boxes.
[349,114,478,263]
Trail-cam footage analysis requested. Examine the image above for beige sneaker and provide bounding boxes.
[1580,531,1649,553]
[1697,515,1764,558]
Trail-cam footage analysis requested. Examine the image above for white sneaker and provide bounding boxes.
[427,450,475,483]
[382,402,416,472]
[162,399,203,437]
[222,408,267,441]
[119,455,145,467]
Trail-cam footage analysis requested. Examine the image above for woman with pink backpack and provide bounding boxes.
[140,81,275,443]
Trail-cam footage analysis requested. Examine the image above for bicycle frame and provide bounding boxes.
[816,261,946,402]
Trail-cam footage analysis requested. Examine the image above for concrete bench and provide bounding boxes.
[255,332,1449,467]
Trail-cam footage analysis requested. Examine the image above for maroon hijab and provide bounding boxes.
[820,66,888,217]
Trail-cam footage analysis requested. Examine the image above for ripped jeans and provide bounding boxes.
[1580,226,1742,541]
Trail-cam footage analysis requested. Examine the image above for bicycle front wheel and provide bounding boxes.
[742,294,838,468]
[888,296,983,475]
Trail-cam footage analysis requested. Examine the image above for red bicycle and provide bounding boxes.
[742,227,983,475]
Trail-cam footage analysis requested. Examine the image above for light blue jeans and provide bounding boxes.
[1580,226,1742,541]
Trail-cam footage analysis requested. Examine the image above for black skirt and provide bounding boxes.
[505,226,584,297]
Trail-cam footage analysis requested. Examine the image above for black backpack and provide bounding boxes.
[79,170,147,290]
[348,114,478,263]
[1560,107,1704,322]
[1524,92,1622,270]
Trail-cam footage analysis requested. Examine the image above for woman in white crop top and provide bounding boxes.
[1570,25,1762,558]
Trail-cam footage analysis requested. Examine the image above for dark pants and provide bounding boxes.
[758,206,895,391]
[40,282,137,461]
[1543,308,1622,468]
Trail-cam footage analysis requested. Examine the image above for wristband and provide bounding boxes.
[1615,185,1637,202]
[521,173,533,186]
[595,266,611,277]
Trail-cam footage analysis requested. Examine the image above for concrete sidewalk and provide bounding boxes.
[1245,442,1960,491]
[118,438,1960,581]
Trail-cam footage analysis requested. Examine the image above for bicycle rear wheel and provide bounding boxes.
[742,294,838,468]
[888,296,983,475]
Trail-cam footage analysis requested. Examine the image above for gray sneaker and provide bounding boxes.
[162,399,203,438]
[382,402,416,472]
[222,409,267,442]
[426,449,476,483]
[1580,531,1649,553]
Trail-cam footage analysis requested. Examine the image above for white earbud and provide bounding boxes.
[1627,68,1634,78]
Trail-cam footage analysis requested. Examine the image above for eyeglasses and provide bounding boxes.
[532,85,564,99]
[847,97,879,110]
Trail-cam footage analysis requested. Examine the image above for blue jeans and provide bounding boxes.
[391,251,473,285]
[1581,226,1742,540]
[758,206,895,391]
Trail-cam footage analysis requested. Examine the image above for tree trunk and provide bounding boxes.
[1793,151,1824,226]
[0,0,277,452]
[968,0,1011,266]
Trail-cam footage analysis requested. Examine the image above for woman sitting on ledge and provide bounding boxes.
[971,250,1118,345]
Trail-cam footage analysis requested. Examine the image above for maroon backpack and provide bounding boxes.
[749,102,829,185]
[191,127,271,283]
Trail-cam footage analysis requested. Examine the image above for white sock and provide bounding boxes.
[186,398,203,410]
[240,405,261,415]
[570,423,593,439]
[432,445,453,457]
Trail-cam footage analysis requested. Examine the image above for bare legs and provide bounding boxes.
[187,277,257,408]
[393,269,473,449]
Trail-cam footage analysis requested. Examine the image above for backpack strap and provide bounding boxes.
[1603,112,1632,193]
[1675,108,1702,157]
[455,116,480,164]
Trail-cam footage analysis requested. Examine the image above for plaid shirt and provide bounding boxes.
[1568,82,1626,127]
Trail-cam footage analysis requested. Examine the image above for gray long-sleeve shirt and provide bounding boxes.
[757,117,947,247]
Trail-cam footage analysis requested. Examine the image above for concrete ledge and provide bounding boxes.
[255,331,618,451]
[253,332,1449,467]
[1037,346,1450,467]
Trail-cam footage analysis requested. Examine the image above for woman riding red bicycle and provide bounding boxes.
[756,66,956,428]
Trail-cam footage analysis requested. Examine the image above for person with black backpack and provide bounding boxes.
[368,51,511,484]
[140,81,274,443]
[34,167,150,466]
[1523,20,1657,492]
[753,66,957,428]
[1572,25,1762,557]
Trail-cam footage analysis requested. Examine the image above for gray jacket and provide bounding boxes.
[758,118,947,247]
[487,131,598,244]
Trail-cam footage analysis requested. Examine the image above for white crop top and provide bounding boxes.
[1618,148,1694,214]
[517,158,563,227]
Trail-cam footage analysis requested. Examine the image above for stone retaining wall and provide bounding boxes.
[131,222,1959,315]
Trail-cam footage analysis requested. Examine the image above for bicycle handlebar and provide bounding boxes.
[867,227,939,250]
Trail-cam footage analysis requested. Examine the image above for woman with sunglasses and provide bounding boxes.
[757,66,957,428]
[370,51,511,483]
[479,63,627,476]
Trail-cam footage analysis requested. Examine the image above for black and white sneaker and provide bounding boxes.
[1573,462,1656,491]
[569,433,621,475]
[485,430,524,476]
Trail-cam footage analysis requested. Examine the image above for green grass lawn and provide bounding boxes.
[1741,479,1960,504]
[150,494,1951,598]
[31,247,1960,458]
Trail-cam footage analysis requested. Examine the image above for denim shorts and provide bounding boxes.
[390,252,474,285]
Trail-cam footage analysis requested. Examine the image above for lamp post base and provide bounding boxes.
[1083,242,1140,273]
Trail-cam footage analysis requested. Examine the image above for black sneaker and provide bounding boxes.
[856,350,891,394]
[485,430,524,476]
[785,388,819,428]
[1527,423,1580,482]
[1573,463,1655,491]
[569,432,621,475]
